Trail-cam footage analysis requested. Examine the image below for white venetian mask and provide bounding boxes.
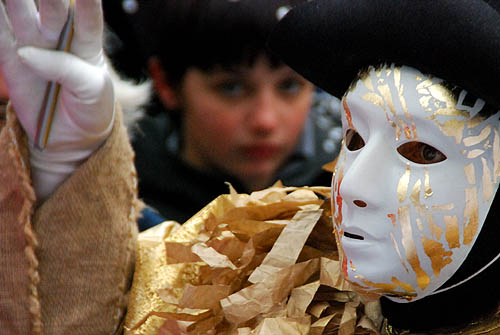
[332,64,500,302]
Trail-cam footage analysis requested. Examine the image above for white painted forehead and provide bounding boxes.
[347,64,494,120]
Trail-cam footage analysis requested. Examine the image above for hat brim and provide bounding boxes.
[268,0,500,108]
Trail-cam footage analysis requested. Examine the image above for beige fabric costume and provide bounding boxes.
[0,104,142,335]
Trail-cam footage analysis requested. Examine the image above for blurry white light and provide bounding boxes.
[122,0,139,14]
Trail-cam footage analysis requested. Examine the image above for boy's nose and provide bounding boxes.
[249,90,280,134]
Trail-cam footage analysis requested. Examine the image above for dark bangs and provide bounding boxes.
[145,0,302,86]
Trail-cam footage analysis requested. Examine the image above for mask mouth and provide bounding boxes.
[344,231,364,240]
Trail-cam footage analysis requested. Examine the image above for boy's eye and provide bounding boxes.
[397,141,447,164]
[277,78,303,94]
[215,81,246,98]
[345,129,365,151]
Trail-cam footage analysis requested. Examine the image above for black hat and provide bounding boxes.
[268,0,500,108]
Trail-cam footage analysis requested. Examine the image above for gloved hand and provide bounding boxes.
[0,0,114,202]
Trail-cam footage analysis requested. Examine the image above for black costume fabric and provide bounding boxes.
[268,0,500,110]
[133,92,341,229]
[268,0,500,333]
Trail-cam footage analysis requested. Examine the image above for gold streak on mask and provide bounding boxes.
[396,72,417,139]
[391,231,410,274]
[445,215,460,249]
[428,84,455,107]
[433,107,470,118]
[435,119,466,144]
[378,84,406,140]
[481,157,494,201]
[398,164,411,202]
[386,68,392,77]
[420,96,432,108]
[422,237,452,276]
[484,140,491,150]
[424,167,433,198]
[356,277,397,293]
[416,79,433,91]
[432,203,454,211]
[427,212,443,240]
[362,73,375,92]
[399,206,430,290]
[464,163,476,185]
[394,67,400,88]
[463,187,479,245]
[388,213,397,226]
[355,275,416,298]
[467,116,483,129]
[391,277,415,294]
[362,92,385,110]
[416,218,424,232]
[342,98,356,130]
[411,180,426,217]
[377,84,395,111]
[463,124,491,147]
[494,129,500,181]
[333,151,346,227]
[410,180,421,203]
[386,114,399,134]
[418,88,430,96]
[467,149,484,159]
[350,260,356,272]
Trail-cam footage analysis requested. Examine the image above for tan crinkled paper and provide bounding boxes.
[124,183,382,334]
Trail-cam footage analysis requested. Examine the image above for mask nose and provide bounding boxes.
[353,200,367,207]
[338,134,390,210]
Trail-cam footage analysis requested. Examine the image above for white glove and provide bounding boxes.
[0,0,114,202]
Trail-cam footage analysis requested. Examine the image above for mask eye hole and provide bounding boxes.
[345,129,365,151]
[397,141,447,164]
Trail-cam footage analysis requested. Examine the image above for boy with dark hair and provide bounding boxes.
[122,0,341,227]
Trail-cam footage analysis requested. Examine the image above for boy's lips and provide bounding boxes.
[242,145,280,160]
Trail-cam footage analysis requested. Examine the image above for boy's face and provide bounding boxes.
[179,55,314,190]
[332,64,500,302]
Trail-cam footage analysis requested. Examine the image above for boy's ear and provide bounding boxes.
[147,56,180,110]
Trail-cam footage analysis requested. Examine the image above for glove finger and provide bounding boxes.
[17,46,107,99]
[4,0,39,45]
[0,2,16,65]
[39,0,70,42]
[72,0,104,64]
[17,46,114,134]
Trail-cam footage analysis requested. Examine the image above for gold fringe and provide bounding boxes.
[6,105,42,335]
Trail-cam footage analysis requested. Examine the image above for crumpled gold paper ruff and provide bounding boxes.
[124,183,381,335]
